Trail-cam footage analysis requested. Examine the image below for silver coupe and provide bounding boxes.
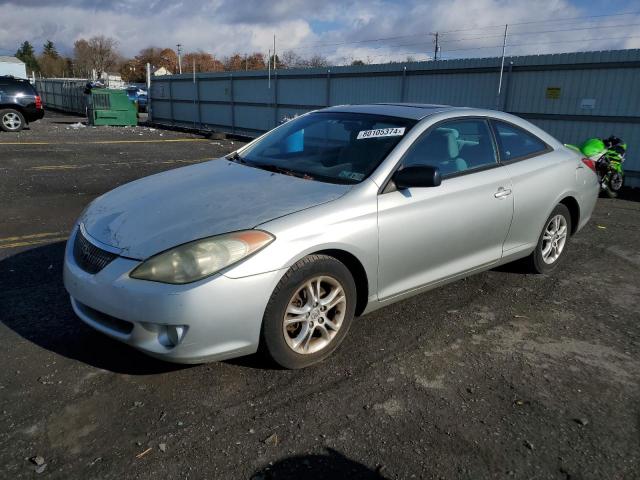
[64,104,599,368]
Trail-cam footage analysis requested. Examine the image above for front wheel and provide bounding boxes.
[527,204,572,274]
[0,109,25,132]
[260,254,357,369]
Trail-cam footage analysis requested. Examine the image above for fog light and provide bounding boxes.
[166,325,188,347]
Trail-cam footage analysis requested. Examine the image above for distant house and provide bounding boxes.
[153,67,172,76]
[98,71,125,89]
[0,56,27,79]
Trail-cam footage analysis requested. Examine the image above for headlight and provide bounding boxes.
[130,230,274,284]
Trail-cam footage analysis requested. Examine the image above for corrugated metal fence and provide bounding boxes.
[149,49,640,186]
[36,78,87,114]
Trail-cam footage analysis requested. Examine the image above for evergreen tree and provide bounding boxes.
[15,41,40,74]
[42,40,58,58]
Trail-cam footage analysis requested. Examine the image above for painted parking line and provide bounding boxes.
[0,231,69,250]
[0,138,209,146]
[28,157,213,171]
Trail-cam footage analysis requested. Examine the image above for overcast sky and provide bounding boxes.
[1,0,639,63]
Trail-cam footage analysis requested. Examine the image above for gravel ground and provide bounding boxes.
[1,112,639,479]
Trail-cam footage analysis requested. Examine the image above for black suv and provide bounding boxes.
[0,76,45,132]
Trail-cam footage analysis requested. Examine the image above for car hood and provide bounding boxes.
[81,159,351,259]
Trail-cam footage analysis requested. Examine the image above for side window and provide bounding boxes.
[492,120,548,161]
[0,83,17,94]
[403,119,498,176]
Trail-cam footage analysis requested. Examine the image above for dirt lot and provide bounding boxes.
[1,112,639,479]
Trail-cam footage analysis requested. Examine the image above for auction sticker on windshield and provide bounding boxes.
[357,127,406,140]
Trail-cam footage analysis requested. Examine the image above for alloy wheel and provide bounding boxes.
[282,275,347,354]
[2,112,22,131]
[541,214,568,264]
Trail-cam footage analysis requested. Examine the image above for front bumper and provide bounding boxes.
[63,228,285,363]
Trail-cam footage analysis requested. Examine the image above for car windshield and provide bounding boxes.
[234,112,416,184]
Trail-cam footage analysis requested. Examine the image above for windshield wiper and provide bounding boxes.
[227,152,248,164]
[228,154,314,180]
[252,163,314,180]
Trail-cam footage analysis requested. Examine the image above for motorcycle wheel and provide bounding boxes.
[609,172,624,192]
[604,185,618,198]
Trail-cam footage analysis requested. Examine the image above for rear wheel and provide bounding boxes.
[609,172,623,193]
[0,109,25,132]
[527,204,572,274]
[261,254,356,369]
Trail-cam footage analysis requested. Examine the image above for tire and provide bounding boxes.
[527,204,572,274]
[609,172,623,194]
[260,254,357,369]
[0,109,25,132]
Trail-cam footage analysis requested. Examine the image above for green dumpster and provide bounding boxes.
[87,89,137,126]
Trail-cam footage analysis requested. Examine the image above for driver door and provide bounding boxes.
[377,118,514,300]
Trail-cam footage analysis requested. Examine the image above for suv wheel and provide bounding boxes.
[0,109,26,132]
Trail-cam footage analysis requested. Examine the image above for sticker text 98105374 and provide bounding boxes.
[357,127,405,140]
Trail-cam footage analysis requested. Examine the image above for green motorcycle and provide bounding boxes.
[567,136,626,198]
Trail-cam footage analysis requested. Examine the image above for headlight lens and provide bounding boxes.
[130,230,274,284]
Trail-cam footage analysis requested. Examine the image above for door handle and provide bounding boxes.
[494,187,512,199]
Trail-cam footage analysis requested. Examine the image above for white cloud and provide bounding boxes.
[0,0,638,63]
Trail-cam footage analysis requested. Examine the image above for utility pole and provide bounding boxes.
[268,48,271,88]
[176,43,183,74]
[433,32,439,61]
[496,24,509,109]
[273,35,277,71]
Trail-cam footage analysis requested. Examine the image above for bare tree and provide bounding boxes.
[73,36,119,77]
[279,50,329,69]
[306,54,329,68]
[280,50,304,68]
[88,35,118,75]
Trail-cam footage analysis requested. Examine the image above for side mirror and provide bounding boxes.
[393,165,441,189]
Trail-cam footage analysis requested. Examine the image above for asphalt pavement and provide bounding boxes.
[1,112,639,479]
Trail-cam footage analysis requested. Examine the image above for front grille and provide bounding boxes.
[73,229,118,274]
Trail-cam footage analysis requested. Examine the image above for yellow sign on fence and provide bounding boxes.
[546,87,561,99]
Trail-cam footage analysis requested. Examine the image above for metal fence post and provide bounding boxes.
[273,72,279,127]
[168,78,175,126]
[230,74,235,134]
[400,66,407,102]
[193,74,201,129]
[326,69,331,106]
[501,61,514,112]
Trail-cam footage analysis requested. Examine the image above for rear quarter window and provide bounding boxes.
[492,120,549,162]
[0,80,36,96]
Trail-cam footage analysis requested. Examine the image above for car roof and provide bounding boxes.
[0,75,31,83]
[319,103,467,120]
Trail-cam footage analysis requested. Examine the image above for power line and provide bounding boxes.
[364,33,640,60]
[279,22,640,59]
[283,11,640,53]
[282,22,640,61]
